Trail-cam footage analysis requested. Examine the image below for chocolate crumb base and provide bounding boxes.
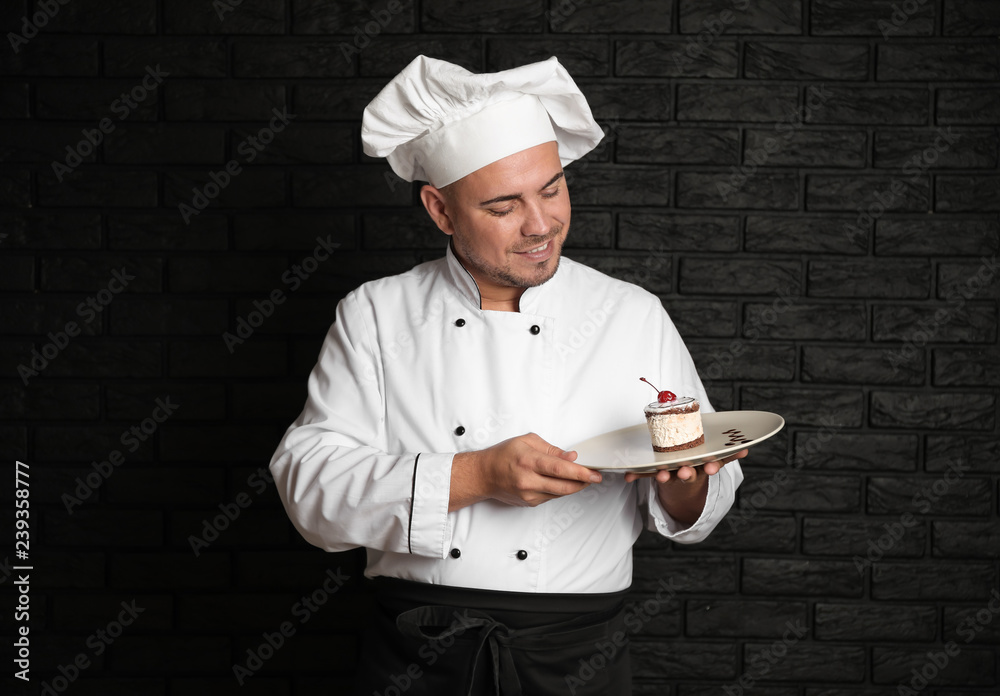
[652,434,705,452]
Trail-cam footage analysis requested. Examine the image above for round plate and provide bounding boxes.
[572,410,784,473]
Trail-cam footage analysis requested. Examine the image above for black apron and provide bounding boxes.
[351,576,632,695]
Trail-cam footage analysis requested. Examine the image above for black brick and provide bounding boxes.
[811,0,935,35]
[292,0,415,33]
[40,256,161,292]
[662,300,737,338]
[677,84,798,122]
[876,218,999,255]
[743,471,861,512]
[37,169,158,208]
[233,40,354,78]
[619,127,739,164]
[692,341,795,381]
[743,643,866,682]
[802,345,923,385]
[745,128,867,167]
[1,212,100,249]
[569,253,671,294]
[679,0,801,34]
[745,215,868,254]
[168,256,290,293]
[808,87,929,125]
[872,303,996,343]
[632,641,736,680]
[794,432,918,472]
[868,475,992,516]
[687,600,806,638]
[746,301,867,340]
[873,647,995,686]
[113,637,231,673]
[549,0,673,33]
[111,297,228,336]
[616,39,738,78]
[934,521,1000,558]
[108,214,228,251]
[232,382,307,419]
[677,514,798,553]
[620,214,738,252]
[164,170,286,210]
[872,562,996,600]
[937,175,1000,212]
[0,36,98,76]
[934,346,1000,386]
[50,594,172,630]
[488,39,608,76]
[166,83,285,121]
[234,123,352,165]
[927,435,1000,474]
[629,556,736,594]
[160,425,281,462]
[936,88,1000,125]
[33,425,153,463]
[36,81,159,121]
[743,559,863,597]
[871,391,995,430]
[294,168,412,207]
[105,124,227,165]
[816,603,936,641]
[363,210,454,250]
[938,259,1000,300]
[878,43,1000,81]
[237,213,356,250]
[745,41,868,80]
[294,80,383,120]
[0,257,32,291]
[33,551,105,588]
[808,259,930,298]
[421,0,544,33]
[112,551,230,589]
[742,386,863,427]
[803,517,926,557]
[0,383,99,420]
[165,0,285,34]
[806,175,931,212]
[945,0,1000,36]
[104,38,227,78]
[362,38,480,77]
[42,510,163,546]
[563,166,671,206]
[677,172,799,210]
[0,82,28,118]
[169,507,290,548]
[874,129,998,169]
[680,258,800,295]
[579,81,672,121]
[169,339,287,378]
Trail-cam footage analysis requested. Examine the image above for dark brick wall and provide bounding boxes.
[2,0,998,694]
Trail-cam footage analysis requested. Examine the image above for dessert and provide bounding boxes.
[640,377,704,452]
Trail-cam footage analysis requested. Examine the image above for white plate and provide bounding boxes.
[572,411,784,473]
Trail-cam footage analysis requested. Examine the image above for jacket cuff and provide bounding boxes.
[646,462,741,543]
[407,452,455,558]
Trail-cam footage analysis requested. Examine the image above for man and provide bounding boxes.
[269,55,745,694]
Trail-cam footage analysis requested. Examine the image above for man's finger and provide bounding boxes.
[534,453,601,484]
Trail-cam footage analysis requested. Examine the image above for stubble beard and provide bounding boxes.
[457,226,564,290]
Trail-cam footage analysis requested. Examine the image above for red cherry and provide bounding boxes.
[639,377,676,403]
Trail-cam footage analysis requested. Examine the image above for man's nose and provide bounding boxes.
[521,200,548,236]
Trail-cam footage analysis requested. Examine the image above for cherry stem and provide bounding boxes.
[639,377,659,393]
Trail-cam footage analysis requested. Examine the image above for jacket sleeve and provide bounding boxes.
[269,290,454,559]
[637,304,744,543]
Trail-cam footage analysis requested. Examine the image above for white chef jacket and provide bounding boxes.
[269,242,743,593]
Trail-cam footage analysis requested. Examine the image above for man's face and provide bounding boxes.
[424,141,571,293]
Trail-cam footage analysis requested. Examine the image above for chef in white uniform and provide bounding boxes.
[269,55,745,696]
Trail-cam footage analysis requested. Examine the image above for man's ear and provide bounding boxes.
[420,184,456,236]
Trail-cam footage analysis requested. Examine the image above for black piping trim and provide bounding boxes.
[407,453,421,554]
[449,238,484,310]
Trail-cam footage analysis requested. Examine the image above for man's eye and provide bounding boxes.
[542,188,560,198]
[489,207,514,217]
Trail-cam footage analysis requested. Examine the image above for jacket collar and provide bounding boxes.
[443,240,560,315]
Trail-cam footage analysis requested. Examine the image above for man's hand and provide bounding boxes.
[623,448,747,525]
[449,433,601,512]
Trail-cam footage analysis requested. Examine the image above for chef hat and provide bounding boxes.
[361,55,604,188]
